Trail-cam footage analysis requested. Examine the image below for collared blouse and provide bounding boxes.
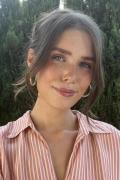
[0,110,120,180]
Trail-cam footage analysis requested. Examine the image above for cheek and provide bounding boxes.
[77,75,92,93]
[44,63,61,81]
[37,63,61,86]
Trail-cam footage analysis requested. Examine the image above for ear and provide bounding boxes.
[27,48,36,68]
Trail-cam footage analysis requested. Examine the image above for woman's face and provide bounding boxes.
[29,29,95,110]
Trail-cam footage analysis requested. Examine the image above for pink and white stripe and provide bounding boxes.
[0,110,120,180]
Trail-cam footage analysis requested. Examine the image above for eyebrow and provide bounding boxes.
[51,47,72,55]
[51,47,95,62]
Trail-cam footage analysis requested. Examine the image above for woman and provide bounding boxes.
[0,8,120,180]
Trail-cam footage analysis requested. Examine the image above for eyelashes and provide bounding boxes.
[79,62,92,70]
[50,54,93,70]
[50,54,65,62]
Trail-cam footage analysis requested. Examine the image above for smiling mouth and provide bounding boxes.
[53,87,76,97]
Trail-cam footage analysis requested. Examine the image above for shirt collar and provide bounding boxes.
[72,110,112,135]
[7,111,35,138]
[7,110,112,139]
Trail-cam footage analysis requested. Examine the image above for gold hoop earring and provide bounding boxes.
[29,76,36,86]
[82,84,92,98]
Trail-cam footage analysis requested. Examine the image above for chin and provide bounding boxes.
[50,101,76,111]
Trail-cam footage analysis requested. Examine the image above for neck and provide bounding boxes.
[30,98,77,133]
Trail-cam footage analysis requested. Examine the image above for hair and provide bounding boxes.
[13,8,105,116]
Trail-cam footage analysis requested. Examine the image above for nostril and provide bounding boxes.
[62,72,78,84]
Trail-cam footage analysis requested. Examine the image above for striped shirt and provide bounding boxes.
[0,110,120,180]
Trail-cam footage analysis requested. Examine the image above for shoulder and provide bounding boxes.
[0,121,12,138]
[74,109,120,139]
[89,116,120,135]
[88,117,120,134]
[86,115,120,147]
[0,121,13,152]
[0,110,31,139]
[88,117,120,158]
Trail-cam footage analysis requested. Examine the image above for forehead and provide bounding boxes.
[53,29,94,57]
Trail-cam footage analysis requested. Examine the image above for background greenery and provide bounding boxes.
[0,0,120,129]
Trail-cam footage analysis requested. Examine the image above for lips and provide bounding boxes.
[58,88,75,94]
[53,86,77,97]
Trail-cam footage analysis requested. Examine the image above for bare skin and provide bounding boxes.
[30,108,78,180]
[41,129,78,180]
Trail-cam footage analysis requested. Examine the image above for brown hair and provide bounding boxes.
[13,8,104,115]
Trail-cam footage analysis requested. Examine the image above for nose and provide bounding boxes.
[62,64,78,83]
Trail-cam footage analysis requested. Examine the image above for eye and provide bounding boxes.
[51,54,65,62]
[79,61,92,70]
